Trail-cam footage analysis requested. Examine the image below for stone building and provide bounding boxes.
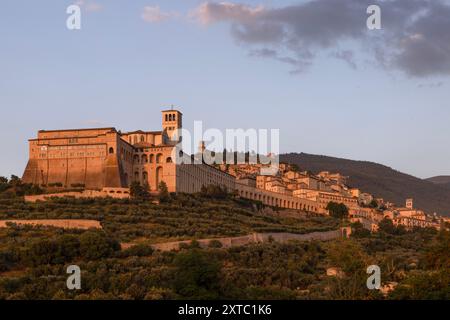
[22,109,234,193]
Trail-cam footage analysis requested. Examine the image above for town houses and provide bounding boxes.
[221,162,447,232]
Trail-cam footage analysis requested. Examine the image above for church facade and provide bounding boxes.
[22,109,235,193]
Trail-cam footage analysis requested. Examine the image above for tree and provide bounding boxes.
[200,185,228,199]
[158,181,170,202]
[79,231,120,260]
[326,202,349,219]
[378,218,397,235]
[130,182,149,200]
[0,176,9,193]
[369,199,378,208]
[172,249,221,299]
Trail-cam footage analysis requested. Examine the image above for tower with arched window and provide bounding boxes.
[162,109,182,143]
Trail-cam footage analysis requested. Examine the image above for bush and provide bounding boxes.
[326,202,349,219]
[172,249,221,299]
[79,231,120,260]
[120,244,154,258]
[208,240,223,248]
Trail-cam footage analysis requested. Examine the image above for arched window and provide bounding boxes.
[140,135,145,142]
[156,153,163,163]
[169,114,173,121]
[133,155,140,164]
[149,154,154,163]
[173,114,176,121]
[143,171,148,182]
[142,154,148,163]
[156,166,163,186]
[134,172,140,182]
[166,157,173,163]
[165,114,168,121]
[109,147,114,154]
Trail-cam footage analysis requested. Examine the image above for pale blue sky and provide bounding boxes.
[1,0,449,179]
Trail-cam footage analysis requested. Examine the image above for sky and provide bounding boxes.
[1,0,450,179]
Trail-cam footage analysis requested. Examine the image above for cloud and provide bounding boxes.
[142,6,178,23]
[332,50,357,70]
[75,0,103,12]
[417,81,444,88]
[192,0,450,77]
[192,2,265,25]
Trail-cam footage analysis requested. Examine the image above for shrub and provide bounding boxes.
[79,231,120,260]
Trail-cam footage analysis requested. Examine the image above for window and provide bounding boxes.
[166,157,173,163]
[109,147,114,154]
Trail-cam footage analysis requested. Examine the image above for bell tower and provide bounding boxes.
[162,108,183,143]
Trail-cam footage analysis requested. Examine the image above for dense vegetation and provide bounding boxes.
[0,222,447,300]
[0,176,448,300]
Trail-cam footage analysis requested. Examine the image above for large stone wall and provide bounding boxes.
[24,188,130,202]
[148,229,347,252]
[0,219,102,230]
[236,182,326,214]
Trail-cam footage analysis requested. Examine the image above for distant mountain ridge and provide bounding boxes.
[280,153,450,216]
[426,176,450,188]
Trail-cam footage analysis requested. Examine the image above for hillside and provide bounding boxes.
[0,194,448,300]
[280,153,450,216]
[426,176,450,189]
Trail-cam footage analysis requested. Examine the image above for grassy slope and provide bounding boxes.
[0,195,339,243]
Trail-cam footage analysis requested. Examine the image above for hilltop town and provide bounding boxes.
[17,109,449,234]
[219,162,449,232]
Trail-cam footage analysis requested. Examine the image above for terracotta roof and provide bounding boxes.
[38,127,116,133]
[123,130,162,135]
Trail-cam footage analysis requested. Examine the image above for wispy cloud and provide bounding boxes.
[75,0,103,13]
[190,0,450,78]
[141,6,179,23]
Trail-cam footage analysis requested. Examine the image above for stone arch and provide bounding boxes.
[156,166,163,187]
[143,171,148,182]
